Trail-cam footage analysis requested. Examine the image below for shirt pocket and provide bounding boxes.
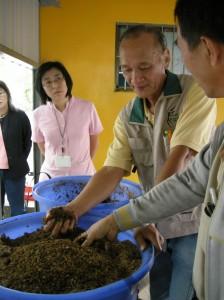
[128,137,153,166]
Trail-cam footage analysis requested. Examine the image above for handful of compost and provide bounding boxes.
[44,206,77,237]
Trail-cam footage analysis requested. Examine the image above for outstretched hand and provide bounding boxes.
[134,224,165,251]
[43,206,77,237]
[75,214,120,247]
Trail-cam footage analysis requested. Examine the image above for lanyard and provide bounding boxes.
[53,102,70,154]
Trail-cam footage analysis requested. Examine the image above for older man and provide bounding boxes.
[73,1,224,299]
[45,24,216,300]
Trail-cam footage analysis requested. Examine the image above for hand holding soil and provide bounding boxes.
[44,206,77,237]
[76,214,120,247]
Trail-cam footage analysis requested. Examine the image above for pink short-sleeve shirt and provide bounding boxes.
[32,97,103,179]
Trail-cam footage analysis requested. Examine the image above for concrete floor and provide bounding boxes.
[138,273,151,300]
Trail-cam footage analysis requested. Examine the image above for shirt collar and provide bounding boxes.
[48,98,71,113]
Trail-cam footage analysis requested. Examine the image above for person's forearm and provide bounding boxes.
[37,142,45,156]
[90,135,99,159]
[114,144,211,231]
[156,145,197,184]
[90,147,98,159]
[67,166,125,217]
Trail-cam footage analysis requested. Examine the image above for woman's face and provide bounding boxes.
[41,68,68,102]
[0,87,8,112]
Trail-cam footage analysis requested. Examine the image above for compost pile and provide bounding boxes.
[0,225,141,294]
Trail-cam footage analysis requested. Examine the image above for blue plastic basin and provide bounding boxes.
[0,212,154,300]
[32,176,143,216]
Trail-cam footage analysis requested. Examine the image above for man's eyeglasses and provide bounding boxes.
[42,75,64,89]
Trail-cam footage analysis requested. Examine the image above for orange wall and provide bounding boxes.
[40,0,224,182]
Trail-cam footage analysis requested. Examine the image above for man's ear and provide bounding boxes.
[162,48,171,69]
[200,36,222,67]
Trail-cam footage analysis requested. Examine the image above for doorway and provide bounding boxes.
[0,51,35,216]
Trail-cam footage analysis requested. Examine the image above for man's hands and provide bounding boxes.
[44,207,164,253]
[75,214,120,247]
[44,206,77,237]
[134,224,165,251]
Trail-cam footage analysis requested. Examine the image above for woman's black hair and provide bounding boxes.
[35,61,73,104]
[0,80,15,111]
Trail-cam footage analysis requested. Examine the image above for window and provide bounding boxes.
[115,23,190,91]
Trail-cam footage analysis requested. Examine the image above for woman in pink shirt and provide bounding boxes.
[32,61,103,181]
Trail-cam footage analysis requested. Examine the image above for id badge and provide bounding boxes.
[54,155,72,168]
